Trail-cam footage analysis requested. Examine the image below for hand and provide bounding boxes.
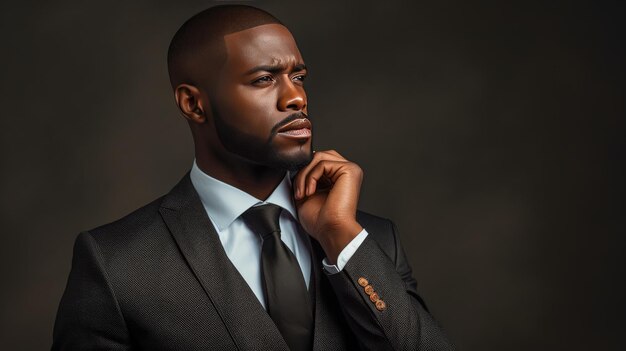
[293,150,364,264]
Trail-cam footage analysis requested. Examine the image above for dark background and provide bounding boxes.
[1,0,624,350]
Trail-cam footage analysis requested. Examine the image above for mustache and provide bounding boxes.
[269,112,310,136]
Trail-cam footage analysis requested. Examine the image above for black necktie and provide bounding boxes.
[241,204,313,351]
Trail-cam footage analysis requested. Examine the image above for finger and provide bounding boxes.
[324,149,346,160]
[304,160,348,196]
[294,151,329,198]
[294,151,346,198]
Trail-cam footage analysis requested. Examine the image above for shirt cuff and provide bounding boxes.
[322,229,369,274]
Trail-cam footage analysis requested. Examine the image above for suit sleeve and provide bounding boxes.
[325,220,454,350]
[52,232,132,351]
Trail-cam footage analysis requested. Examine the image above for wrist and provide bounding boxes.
[319,221,363,265]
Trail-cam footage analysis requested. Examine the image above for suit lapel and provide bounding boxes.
[159,173,289,351]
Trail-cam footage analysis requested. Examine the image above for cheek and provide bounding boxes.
[225,87,278,133]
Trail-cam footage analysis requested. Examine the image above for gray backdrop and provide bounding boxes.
[1,0,624,350]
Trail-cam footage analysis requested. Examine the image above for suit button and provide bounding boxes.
[358,277,369,287]
[364,285,374,295]
[369,292,379,303]
[375,299,386,311]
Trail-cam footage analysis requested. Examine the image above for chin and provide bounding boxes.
[269,148,312,171]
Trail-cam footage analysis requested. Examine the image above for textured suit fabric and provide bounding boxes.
[52,172,454,350]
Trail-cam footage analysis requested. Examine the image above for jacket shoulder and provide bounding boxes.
[87,195,167,248]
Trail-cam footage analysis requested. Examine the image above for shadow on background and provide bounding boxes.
[0,0,624,350]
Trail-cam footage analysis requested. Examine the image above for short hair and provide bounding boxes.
[167,5,283,90]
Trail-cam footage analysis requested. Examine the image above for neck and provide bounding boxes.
[195,147,286,201]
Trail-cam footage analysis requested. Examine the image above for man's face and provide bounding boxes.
[208,23,312,171]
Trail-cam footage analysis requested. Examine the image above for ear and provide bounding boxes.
[174,84,208,124]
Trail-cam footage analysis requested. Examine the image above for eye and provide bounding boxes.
[252,76,274,85]
[293,74,306,83]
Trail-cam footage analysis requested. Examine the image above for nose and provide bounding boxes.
[277,79,306,111]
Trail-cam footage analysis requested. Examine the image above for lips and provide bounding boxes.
[276,119,311,140]
[276,118,312,133]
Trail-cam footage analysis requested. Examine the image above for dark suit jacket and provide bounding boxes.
[52,173,453,350]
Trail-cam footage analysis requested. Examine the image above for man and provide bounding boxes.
[52,5,453,351]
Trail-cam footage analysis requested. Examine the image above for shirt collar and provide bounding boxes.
[189,160,298,231]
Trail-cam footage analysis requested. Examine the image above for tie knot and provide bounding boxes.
[241,204,283,240]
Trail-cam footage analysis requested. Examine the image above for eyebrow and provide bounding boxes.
[245,63,307,75]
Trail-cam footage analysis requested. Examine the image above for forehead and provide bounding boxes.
[222,23,303,71]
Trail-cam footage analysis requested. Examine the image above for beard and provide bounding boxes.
[265,146,312,171]
[212,110,313,172]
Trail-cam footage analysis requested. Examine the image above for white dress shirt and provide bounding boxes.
[189,160,368,309]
